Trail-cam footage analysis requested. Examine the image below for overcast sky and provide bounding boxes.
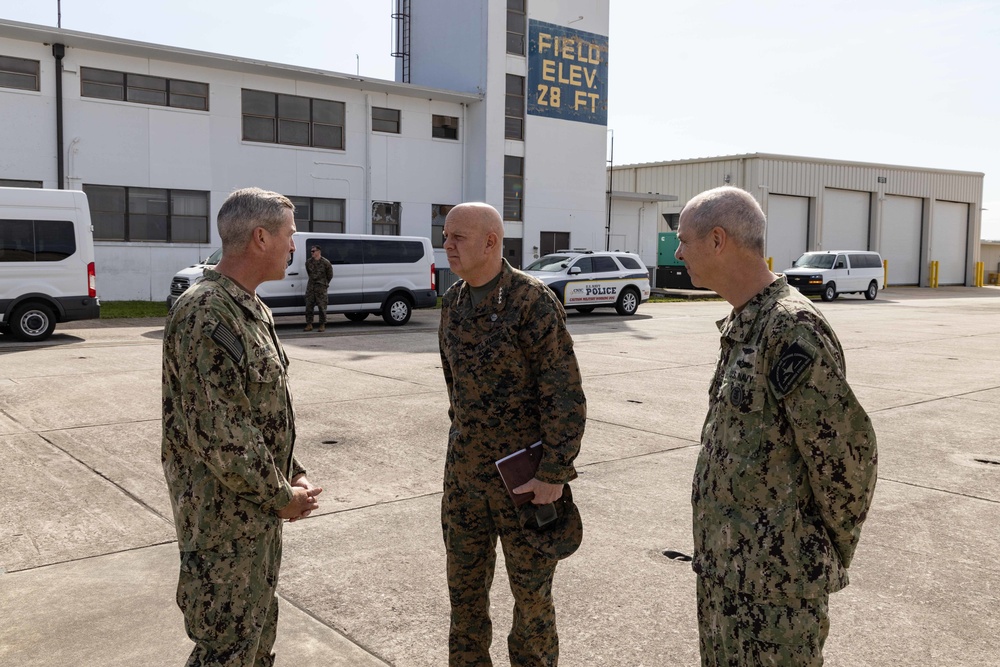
[3,0,998,239]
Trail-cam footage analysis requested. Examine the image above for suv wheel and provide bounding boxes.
[615,288,639,316]
[821,283,838,302]
[575,306,595,314]
[11,302,57,341]
[381,295,412,326]
[345,312,369,322]
[864,281,878,300]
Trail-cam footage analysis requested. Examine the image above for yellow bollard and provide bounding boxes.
[929,260,939,288]
[767,257,773,271]
[976,261,985,287]
[883,259,889,289]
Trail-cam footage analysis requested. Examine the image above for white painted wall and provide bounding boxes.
[0,32,471,301]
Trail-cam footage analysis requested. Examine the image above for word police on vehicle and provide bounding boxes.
[523,250,650,316]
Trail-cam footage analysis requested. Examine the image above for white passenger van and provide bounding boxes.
[0,188,100,341]
[168,232,436,325]
[784,250,884,302]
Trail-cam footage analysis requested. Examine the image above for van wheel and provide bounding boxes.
[576,306,595,313]
[382,295,412,326]
[865,281,878,300]
[345,312,369,322]
[615,288,640,316]
[11,302,57,341]
[821,283,838,302]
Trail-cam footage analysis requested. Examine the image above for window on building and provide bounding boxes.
[505,74,524,140]
[372,107,401,134]
[0,219,75,262]
[662,213,680,230]
[0,179,43,188]
[289,196,346,233]
[241,89,345,149]
[82,185,209,243]
[81,67,209,110]
[372,201,401,235]
[432,114,459,140]
[539,231,569,257]
[431,204,454,248]
[503,156,524,221]
[0,55,40,91]
[507,0,527,55]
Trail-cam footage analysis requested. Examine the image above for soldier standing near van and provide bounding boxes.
[438,202,587,666]
[162,187,322,666]
[674,186,878,666]
[304,244,333,332]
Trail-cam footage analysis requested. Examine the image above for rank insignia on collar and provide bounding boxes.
[769,338,814,397]
[497,287,504,304]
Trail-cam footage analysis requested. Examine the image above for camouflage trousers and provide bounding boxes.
[442,480,561,666]
[304,285,329,325]
[176,525,283,667]
[696,576,829,667]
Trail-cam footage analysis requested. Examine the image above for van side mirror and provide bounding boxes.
[835,261,845,269]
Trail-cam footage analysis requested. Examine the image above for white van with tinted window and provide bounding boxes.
[784,250,884,302]
[0,188,100,341]
[168,232,436,325]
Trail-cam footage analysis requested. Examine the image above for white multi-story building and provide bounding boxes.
[0,0,611,301]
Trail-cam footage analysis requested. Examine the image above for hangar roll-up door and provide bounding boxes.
[881,195,922,285]
[931,201,969,285]
[765,194,808,271]
[822,188,870,250]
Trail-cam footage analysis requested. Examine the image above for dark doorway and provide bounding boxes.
[540,231,570,256]
[503,238,523,269]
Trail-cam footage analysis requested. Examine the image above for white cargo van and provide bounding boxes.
[0,188,100,341]
[784,250,884,302]
[167,232,436,325]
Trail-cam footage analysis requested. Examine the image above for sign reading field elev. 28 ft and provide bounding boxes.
[527,20,608,126]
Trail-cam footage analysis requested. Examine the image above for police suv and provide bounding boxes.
[523,250,650,315]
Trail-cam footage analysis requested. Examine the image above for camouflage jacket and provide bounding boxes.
[439,259,587,492]
[305,256,333,289]
[692,276,877,600]
[162,269,305,551]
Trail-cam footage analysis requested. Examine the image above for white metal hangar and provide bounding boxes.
[609,153,984,286]
[0,0,611,301]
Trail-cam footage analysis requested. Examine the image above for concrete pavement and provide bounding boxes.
[1,286,998,666]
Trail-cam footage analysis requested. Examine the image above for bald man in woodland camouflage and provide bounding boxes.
[162,187,322,666]
[675,186,877,666]
[439,202,587,666]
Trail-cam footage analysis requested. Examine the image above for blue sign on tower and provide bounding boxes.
[527,20,608,126]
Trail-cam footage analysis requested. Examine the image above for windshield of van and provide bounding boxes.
[524,255,572,272]
[793,253,834,269]
[203,248,223,265]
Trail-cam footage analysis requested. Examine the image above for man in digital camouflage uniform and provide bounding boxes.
[163,187,323,667]
[439,202,587,666]
[304,244,333,332]
[675,186,878,666]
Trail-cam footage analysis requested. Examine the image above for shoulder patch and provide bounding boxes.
[211,322,245,364]
[769,338,815,396]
